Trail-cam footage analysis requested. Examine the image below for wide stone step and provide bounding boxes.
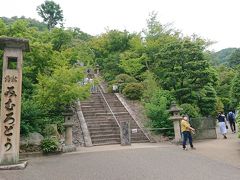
[87,124,119,128]
[85,117,108,121]
[86,119,123,124]
[92,140,121,146]
[81,102,103,105]
[90,129,120,135]
[87,121,118,126]
[91,134,120,138]
[83,110,107,114]
[88,127,120,131]
[86,118,116,122]
[131,139,150,143]
[83,113,130,118]
[81,107,107,111]
[95,112,129,116]
[106,102,123,106]
[101,94,118,98]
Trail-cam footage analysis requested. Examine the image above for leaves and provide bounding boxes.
[37,0,64,30]
[35,66,90,112]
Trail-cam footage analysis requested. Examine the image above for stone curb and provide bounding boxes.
[0,161,28,170]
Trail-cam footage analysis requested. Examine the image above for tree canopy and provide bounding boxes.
[0,11,239,136]
[37,0,64,30]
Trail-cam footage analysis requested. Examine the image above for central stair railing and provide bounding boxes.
[98,87,121,129]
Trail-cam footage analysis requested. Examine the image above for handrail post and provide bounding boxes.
[98,87,121,128]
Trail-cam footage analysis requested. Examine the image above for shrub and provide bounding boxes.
[110,74,138,93]
[198,85,217,116]
[145,96,173,136]
[114,74,137,84]
[180,103,200,118]
[40,137,60,154]
[122,83,144,100]
[21,98,45,136]
[43,124,61,139]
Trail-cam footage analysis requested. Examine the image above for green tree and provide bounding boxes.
[215,97,224,113]
[0,18,7,35]
[198,84,217,116]
[228,48,240,68]
[50,28,73,51]
[145,95,173,136]
[156,37,217,105]
[35,66,90,113]
[215,65,235,111]
[90,30,131,81]
[180,103,200,118]
[37,0,64,30]
[231,70,240,108]
[119,51,144,77]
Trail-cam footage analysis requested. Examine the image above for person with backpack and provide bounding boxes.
[227,111,236,133]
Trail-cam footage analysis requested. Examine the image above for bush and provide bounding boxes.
[21,98,45,136]
[114,74,137,84]
[145,96,173,136]
[122,83,144,100]
[110,74,138,93]
[180,103,200,118]
[40,137,60,154]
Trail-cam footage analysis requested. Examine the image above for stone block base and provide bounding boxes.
[0,161,28,170]
[62,145,76,153]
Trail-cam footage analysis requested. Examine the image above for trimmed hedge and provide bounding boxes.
[122,83,144,100]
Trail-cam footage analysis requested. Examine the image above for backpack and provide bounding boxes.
[228,112,234,121]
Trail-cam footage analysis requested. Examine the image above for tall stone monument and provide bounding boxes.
[0,37,29,168]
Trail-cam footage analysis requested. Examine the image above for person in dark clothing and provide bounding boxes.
[217,112,228,139]
[227,111,236,133]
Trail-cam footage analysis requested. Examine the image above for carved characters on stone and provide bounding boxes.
[4,138,12,152]
[3,85,17,151]
[4,86,17,97]
[5,99,15,111]
[4,75,17,83]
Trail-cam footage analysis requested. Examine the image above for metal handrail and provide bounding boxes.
[98,87,121,128]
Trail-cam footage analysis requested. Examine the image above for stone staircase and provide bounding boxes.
[80,92,150,146]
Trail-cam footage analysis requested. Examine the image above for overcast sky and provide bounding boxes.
[0,0,239,51]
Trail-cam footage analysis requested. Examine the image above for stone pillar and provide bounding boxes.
[62,112,76,153]
[169,102,182,143]
[0,37,29,168]
[120,121,131,146]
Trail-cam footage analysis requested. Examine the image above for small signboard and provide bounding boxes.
[131,129,138,133]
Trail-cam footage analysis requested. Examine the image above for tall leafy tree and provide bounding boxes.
[90,30,131,81]
[198,84,217,116]
[228,48,240,68]
[155,37,217,105]
[215,65,235,111]
[35,66,90,113]
[231,70,240,108]
[37,0,64,30]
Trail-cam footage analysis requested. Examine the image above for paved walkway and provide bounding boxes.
[0,129,239,180]
[192,127,240,168]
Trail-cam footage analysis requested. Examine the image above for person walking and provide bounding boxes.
[227,111,236,133]
[181,115,196,150]
[217,112,228,139]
